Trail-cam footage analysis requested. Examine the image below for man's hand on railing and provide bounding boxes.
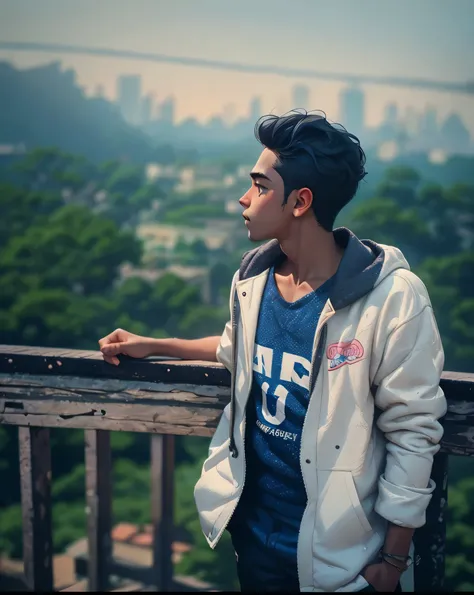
[98,329,221,365]
[99,328,156,365]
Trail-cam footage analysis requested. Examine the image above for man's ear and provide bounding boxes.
[293,187,313,217]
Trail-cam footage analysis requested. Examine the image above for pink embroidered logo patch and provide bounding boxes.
[327,339,365,371]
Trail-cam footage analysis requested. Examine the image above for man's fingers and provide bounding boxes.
[102,354,120,366]
[101,343,125,356]
[98,329,123,349]
[99,330,125,365]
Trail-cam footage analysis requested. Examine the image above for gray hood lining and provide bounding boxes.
[238,227,385,311]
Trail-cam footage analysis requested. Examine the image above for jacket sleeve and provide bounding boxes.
[373,304,447,528]
[215,270,239,373]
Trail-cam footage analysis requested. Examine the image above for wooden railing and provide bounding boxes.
[1,345,474,592]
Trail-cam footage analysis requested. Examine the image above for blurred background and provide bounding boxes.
[0,0,474,590]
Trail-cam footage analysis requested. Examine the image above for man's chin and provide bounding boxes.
[245,222,274,243]
[247,229,266,242]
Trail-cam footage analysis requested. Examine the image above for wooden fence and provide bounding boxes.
[1,345,473,591]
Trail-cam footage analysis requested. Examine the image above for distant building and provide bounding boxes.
[440,113,471,154]
[383,103,398,127]
[377,140,399,162]
[141,94,153,126]
[136,222,230,252]
[160,97,176,125]
[206,116,226,141]
[60,522,210,591]
[249,96,262,123]
[174,163,225,192]
[419,105,439,145]
[145,163,179,181]
[94,84,104,98]
[292,84,311,110]
[428,149,448,164]
[117,74,142,125]
[233,164,254,182]
[222,102,236,126]
[376,102,400,144]
[176,116,199,133]
[403,106,419,136]
[339,86,365,138]
[0,143,27,170]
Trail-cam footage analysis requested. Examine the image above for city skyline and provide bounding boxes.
[1,0,474,132]
[110,71,471,156]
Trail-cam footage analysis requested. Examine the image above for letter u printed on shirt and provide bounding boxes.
[253,343,311,427]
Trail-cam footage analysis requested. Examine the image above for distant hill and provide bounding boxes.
[0,61,154,163]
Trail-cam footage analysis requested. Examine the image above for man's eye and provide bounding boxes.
[255,183,267,195]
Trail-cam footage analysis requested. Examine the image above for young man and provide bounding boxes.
[99,111,447,592]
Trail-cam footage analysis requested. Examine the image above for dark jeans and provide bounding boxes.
[230,528,300,592]
[230,528,402,593]
[360,582,402,592]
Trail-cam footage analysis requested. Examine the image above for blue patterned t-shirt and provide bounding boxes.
[231,266,333,570]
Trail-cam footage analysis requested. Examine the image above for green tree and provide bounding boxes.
[1,203,141,294]
[0,182,63,250]
[446,476,474,591]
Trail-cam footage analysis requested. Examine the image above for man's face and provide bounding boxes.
[239,148,294,242]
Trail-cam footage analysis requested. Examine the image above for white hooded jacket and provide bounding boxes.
[194,228,447,592]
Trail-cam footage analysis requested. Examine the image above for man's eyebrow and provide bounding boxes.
[249,171,272,183]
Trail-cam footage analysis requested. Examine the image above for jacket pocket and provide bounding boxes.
[344,472,373,533]
[314,470,373,552]
[200,438,237,496]
[216,451,239,487]
[194,444,240,543]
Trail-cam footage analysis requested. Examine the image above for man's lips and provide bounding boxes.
[242,214,250,221]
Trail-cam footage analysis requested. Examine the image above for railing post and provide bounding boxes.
[413,452,448,591]
[151,434,175,591]
[85,429,112,591]
[18,426,53,591]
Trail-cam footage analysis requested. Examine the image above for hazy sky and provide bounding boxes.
[1,0,474,130]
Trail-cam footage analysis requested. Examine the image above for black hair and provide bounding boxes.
[254,109,367,231]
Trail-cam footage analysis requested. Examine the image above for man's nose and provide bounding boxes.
[239,192,250,208]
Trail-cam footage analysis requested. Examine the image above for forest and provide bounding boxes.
[0,148,474,591]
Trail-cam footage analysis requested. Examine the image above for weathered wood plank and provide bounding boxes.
[1,398,224,425]
[439,400,474,457]
[5,396,474,454]
[151,434,175,591]
[1,413,217,437]
[85,429,112,591]
[0,348,231,387]
[0,370,228,437]
[1,345,37,354]
[0,372,230,403]
[440,373,474,402]
[18,426,53,591]
[2,346,474,400]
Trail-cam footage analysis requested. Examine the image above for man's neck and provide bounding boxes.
[277,221,344,286]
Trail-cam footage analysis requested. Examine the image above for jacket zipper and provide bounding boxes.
[214,288,250,545]
[229,288,240,458]
[296,322,328,589]
[211,413,248,547]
